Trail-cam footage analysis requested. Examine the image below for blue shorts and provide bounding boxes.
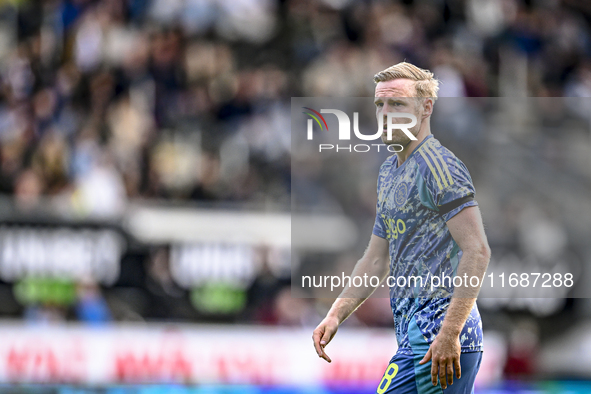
[375,351,482,394]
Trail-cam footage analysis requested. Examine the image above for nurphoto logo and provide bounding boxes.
[303,107,417,153]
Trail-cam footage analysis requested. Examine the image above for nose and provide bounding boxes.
[381,104,390,125]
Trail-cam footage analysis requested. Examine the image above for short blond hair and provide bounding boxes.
[374,62,439,99]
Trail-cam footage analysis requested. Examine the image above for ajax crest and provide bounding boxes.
[394,183,409,207]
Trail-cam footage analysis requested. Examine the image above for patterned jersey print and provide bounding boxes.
[373,135,483,355]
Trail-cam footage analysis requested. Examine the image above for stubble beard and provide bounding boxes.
[380,109,422,147]
[381,129,411,146]
[381,123,421,146]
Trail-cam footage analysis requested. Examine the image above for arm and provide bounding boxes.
[419,205,490,389]
[312,234,390,362]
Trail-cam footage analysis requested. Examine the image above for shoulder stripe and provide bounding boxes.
[428,145,454,186]
[421,145,449,188]
[418,148,443,190]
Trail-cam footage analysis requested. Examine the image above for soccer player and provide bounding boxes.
[312,62,491,393]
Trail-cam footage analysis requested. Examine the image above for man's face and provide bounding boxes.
[374,79,424,146]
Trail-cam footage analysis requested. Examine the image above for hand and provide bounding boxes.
[312,316,339,363]
[418,330,461,389]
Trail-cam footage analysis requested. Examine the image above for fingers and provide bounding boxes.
[312,326,333,363]
[429,357,459,389]
[446,362,454,387]
[430,357,438,386]
[320,326,335,363]
[454,357,461,379]
[312,328,324,358]
[438,361,447,389]
[419,347,432,365]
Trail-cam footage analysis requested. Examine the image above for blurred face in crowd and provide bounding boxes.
[374,79,433,147]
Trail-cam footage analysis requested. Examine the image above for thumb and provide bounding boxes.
[320,327,334,346]
[419,347,432,365]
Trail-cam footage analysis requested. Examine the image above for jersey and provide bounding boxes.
[373,135,483,356]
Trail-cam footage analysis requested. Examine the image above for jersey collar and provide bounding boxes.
[392,134,433,173]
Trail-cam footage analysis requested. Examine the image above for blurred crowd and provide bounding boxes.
[2,0,591,214]
[1,1,591,380]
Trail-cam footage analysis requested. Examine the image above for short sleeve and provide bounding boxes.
[373,202,387,238]
[419,153,478,222]
[372,161,390,239]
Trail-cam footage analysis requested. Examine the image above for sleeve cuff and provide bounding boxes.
[442,200,478,222]
[372,226,387,239]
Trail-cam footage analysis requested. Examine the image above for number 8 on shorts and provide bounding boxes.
[377,363,399,394]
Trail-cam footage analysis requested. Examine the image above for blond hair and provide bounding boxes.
[374,62,439,99]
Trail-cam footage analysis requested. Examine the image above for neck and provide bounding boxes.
[396,122,431,165]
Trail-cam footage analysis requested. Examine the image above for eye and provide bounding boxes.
[375,102,384,108]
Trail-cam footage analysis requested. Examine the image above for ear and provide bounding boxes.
[422,98,434,118]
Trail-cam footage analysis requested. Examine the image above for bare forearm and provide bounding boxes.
[327,254,389,324]
[453,247,490,298]
[441,248,490,336]
[440,297,476,336]
[326,297,365,324]
[422,206,490,387]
